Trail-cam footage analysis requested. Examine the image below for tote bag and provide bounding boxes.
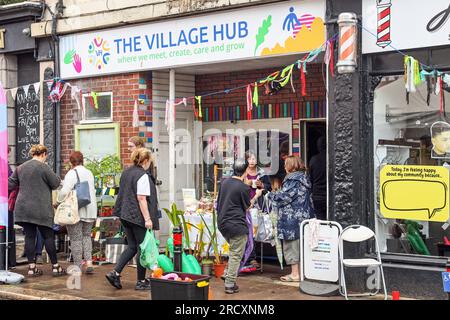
[74,169,91,209]
[54,190,80,225]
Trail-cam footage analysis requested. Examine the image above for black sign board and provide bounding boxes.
[15,86,40,164]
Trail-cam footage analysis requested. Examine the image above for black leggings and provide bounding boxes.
[21,223,58,265]
[114,219,147,281]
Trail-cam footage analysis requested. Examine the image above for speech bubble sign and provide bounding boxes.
[380,165,450,222]
[382,180,446,220]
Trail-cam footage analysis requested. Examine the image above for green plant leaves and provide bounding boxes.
[254,15,272,56]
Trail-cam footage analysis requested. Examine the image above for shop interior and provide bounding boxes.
[373,77,450,257]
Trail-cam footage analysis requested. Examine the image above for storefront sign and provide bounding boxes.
[302,221,341,282]
[380,165,450,222]
[15,86,40,164]
[59,0,325,79]
[0,84,8,227]
[362,0,450,54]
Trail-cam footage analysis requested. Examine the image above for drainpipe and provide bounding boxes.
[52,0,64,176]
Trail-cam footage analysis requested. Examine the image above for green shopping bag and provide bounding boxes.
[140,230,160,270]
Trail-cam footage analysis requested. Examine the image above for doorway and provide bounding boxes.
[300,119,326,167]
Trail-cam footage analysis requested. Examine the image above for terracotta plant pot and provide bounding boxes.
[213,263,226,278]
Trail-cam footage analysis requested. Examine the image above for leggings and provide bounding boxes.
[114,219,147,281]
[21,222,58,265]
[66,221,93,268]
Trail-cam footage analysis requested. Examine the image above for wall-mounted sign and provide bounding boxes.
[380,165,450,222]
[362,0,450,54]
[15,86,40,164]
[59,0,325,79]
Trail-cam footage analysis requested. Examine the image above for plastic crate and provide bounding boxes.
[150,272,211,300]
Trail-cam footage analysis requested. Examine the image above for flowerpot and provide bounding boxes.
[201,262,213,276]
[213,263,226,278]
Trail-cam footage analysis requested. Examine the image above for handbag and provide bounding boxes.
[255,196,274,243]
[74,169,91,209]
[8,166,20,212]
[54,190,80,225]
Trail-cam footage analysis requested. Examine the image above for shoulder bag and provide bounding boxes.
[74,169,91,209]
[54,190,80,225]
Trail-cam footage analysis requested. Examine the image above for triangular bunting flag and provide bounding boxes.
[22,84,30,95]
[10,87,18,101]
[33,82,41,96]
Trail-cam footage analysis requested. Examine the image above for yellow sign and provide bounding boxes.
[380,165,450,222]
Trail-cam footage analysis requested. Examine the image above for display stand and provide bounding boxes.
[299,219,342,296]
[92,173,120,265]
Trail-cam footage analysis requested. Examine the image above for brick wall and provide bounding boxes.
[195,63,326,112]
[195,63,326,155]
[60,72,152,176]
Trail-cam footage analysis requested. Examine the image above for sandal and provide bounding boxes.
[280,275,299,282]
[28,265,43,277]
[52,264,67,277]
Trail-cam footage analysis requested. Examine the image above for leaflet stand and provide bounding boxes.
[299,219,342,296]
[0,225,24,284]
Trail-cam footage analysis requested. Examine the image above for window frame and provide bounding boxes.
[74,122,121,160]
[80,92,113,124]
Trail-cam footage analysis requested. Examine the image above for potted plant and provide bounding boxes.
[200,210,226,278]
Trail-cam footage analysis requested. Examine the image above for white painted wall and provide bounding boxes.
[32,0,277,37]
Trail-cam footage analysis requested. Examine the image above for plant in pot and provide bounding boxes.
[200,210,226,278]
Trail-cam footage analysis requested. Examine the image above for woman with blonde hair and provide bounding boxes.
[8,144,66,276]
[106,148,160,290]
[268,155,315,282]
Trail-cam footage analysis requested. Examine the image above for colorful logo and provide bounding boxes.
[256,7,324,56]
[88,37,111,70]
[64,49,82,73]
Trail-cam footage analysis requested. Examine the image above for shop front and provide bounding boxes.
[58,0,329,246]
[361,0,450,299]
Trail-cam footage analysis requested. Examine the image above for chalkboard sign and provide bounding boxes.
[16,86,40,164]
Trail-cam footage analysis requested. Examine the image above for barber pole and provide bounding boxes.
[376,0,392,48]
[337,12,358,74]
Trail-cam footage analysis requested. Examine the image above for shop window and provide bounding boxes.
[202,130,290,193]
[81,92,113,123]
[373,77,450,258]
[74,123,120,161]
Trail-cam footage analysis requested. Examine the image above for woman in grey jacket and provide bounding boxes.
[8,144,66,276]
[58,151,97,274]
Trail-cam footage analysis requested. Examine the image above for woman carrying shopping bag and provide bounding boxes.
[267,155,315,282]
[106,148,160,290]
[57,151,97,274]
[8,144,66,277]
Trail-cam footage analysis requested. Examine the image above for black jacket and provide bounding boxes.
[309,150,326,201]
[114,165,159,230]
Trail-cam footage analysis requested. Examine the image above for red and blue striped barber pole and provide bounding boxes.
[0,83,8,228]
[376,0,392,48]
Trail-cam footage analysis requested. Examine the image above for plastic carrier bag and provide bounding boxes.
[140,230,160,269]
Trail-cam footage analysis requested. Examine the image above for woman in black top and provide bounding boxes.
[105,148,159,291]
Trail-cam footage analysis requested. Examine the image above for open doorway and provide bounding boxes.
[300,119,326,167]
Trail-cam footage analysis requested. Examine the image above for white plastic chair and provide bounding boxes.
[338,225,387,300]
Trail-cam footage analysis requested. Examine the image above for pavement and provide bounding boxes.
[0,262,346,300]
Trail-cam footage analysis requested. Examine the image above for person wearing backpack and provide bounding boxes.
[267,155,315,282]
[57,151,97,274]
